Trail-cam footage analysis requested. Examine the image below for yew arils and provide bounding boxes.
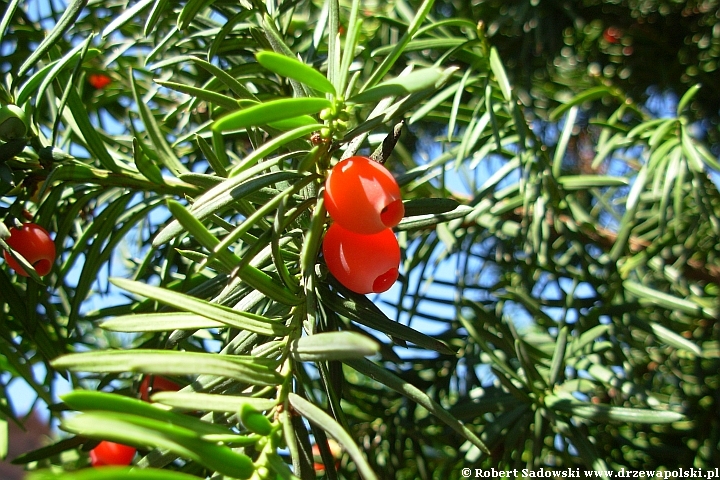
[139,375,181,402]
[88,73,112,89]
[322,223,400,294]
[2,223,56,277]
[324,156,404,235]
[89,441,136,467]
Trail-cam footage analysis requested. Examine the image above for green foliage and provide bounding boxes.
[449,0,720,144]
[0,0,718,478]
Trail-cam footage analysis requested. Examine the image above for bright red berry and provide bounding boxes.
[603,26,622,44]
[2,223,56,277]
[139,375,181,402]
[322,223,400,294]
[89,441,136,467]
[88,73,112,89]
[324,156,404,234]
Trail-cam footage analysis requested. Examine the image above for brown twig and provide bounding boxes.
[370,120,404,165]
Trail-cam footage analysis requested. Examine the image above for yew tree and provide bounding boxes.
[0,0,718,478]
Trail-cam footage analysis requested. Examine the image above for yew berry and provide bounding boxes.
[324,156,404,234]
[88,73,112,89]
[322,223,400,294]
[2,223,56,277]
[89,441,136,467]
[312,439,342,473]
[139,375,181,402]
[603,26,622,44]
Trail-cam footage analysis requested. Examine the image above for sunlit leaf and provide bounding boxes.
[550,86,618,122]
[53,350,282,385]
[290,331,379,361]
[27,467,203,480]
[131,74,187,176]
[62,412,254,479]
[100,312,224,332]
[109,277,290,336]
[545,394,685,423]
[151,392,277,413]
[213,98,330,132]
[489,47,511,101]
[348,67,453,104]
[256,51,335,95]
[62,391,243,437]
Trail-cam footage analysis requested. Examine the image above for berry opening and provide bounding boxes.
[372,267,399,293]
[380,199,404,228]
[33,259,52,276]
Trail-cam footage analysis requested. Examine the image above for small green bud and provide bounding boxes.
[0,105,28,142]
[319,108,332,120]
[240,403,273,436]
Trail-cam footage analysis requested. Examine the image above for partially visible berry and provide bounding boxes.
[322,223,400,294]
[2,223,55,277]
[89,441,136,467]
[324,156,404,234]
[139,375,181,402]
[88,73,112,89]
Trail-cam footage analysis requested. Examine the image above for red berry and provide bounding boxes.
[312,440,342,473]
[2,223,56,277]
[322,223,400,294]
[139,375,181,402]
[89,441,136,467]
[324,156,404,234]
[603,27,622,44]
[88,73,112,89]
